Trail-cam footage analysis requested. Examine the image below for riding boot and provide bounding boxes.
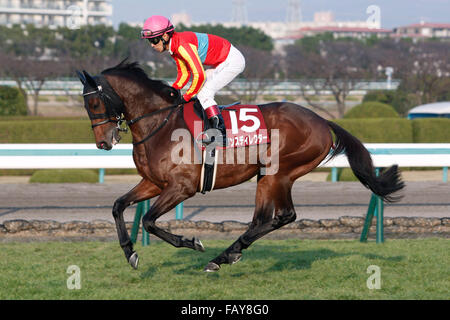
[204,105,227,146]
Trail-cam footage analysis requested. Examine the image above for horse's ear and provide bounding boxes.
[82,70,98,89]
[76,70,86,85]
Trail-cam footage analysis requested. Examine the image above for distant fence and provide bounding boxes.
[0,79,400,96]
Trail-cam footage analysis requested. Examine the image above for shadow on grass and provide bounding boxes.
[139,242,404,278]
[259,247,404,272]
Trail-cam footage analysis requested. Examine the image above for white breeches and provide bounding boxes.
[197,45,246,109]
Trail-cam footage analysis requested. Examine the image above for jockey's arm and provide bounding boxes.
[172,57,190,91]
[176,44,206,102]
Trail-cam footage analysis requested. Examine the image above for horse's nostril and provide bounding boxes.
[98,142,106,149]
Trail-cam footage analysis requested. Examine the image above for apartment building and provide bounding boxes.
[0,0,112,28]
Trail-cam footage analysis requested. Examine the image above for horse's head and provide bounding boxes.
[76,70,126,150]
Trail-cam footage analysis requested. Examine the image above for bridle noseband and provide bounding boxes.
[83,75,182,146]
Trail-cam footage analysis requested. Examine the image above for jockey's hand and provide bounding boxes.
[178,93,191,105]
[170,88,189,105]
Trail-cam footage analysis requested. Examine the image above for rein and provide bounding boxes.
[127,103,181,146]
[83,75,183,146]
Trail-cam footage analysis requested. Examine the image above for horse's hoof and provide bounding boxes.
[228,253,242,265]
[193,237,205,252]
[203,262,220,272]
[128,252,139,270]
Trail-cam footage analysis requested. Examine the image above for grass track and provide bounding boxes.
[0,238,448,300]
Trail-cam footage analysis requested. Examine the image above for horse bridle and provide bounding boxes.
[81,73,182,146]
[81,73,128,132]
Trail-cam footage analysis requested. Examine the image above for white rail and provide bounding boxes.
[0,143,449,182]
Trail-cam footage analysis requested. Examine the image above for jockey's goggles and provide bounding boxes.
[147,36,162,45]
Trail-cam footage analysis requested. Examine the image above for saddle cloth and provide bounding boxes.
[182,100,270,150]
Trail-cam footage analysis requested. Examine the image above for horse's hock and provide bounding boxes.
[0,217,449,241]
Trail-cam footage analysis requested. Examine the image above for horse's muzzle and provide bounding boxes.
[97,141,112,150]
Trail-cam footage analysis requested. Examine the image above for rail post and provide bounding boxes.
[331,167,339,182]
[175,202,184,220]
[360,168,384,243]
[98,168,105,183]
[130,200,150,246]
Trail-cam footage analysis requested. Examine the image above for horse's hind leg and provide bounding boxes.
[141,183,205,252]
[204,175,296,272]
[112,179,161,269]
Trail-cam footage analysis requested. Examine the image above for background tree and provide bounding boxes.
[367,39,450,115]
[176,24,274,51]
[227,46,278,103]
[285,40,371,118]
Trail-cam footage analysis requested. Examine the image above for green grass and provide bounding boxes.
[0,239,448,300]
[29,169,98,183]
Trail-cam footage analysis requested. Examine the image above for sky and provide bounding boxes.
[110,0,450,29]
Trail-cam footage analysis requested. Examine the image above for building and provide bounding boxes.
[216,11,377,42]
[181,10,380,51]
[407,102,450,119]
[171,12,191,27]
[393,22,450,39]
[0,0,112,28]
[296,26,391,40]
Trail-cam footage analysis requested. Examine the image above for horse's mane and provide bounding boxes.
[101,58,179,103]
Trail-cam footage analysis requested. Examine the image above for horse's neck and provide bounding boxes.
[125,99,173,143]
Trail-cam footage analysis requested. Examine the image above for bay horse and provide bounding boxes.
[76,60,404,272]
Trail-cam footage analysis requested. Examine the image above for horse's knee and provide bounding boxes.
[273,209,296,228]
[142,216,156,233]
[112,199,126,218]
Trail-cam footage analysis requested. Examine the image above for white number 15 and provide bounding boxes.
[229,108,261,134]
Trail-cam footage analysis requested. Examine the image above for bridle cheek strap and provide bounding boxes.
[83,76,127,131]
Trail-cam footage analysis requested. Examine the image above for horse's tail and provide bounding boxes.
[326,121,404,203]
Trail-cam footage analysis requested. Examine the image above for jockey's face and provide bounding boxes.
[149,33,170,53]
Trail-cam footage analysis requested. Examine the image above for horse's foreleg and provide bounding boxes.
[204,175,296,272]
[141,184,204,252]
[112,179,161,269]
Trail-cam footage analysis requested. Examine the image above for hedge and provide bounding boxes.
[0,118,448,144]
[334,118,413,143]
[344,101,399,119]
[0,86,27,116]
[411,118,450,143]
[362,90,396,105]
[0,119,133,143]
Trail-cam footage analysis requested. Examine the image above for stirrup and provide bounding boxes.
[198,115,226,146]
[201,130,225,146]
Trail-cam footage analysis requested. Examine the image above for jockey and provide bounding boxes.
[141,15,246,146]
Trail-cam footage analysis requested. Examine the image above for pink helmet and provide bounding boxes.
[141,15,174,39]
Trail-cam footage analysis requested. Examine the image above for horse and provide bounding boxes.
[76,60,404,272]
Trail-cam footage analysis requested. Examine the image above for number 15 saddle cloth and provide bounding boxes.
[182,100,270,150]
[182,99,271,194]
